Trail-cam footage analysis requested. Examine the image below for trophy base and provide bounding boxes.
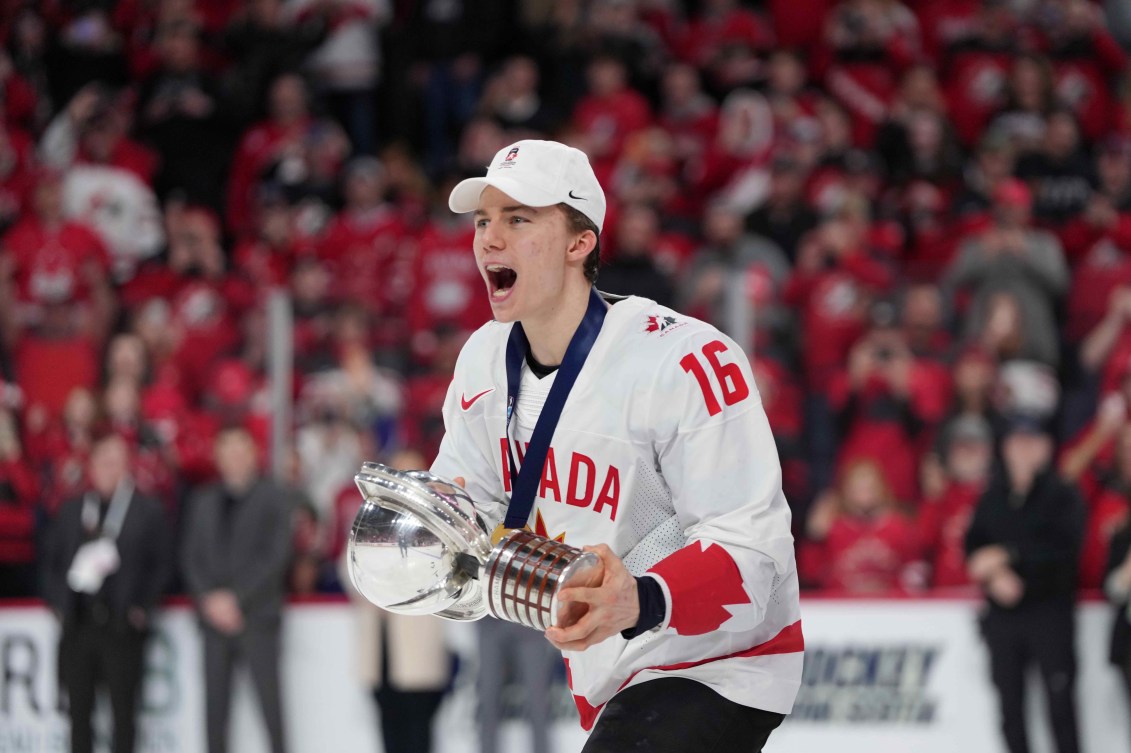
[485,530,603,631]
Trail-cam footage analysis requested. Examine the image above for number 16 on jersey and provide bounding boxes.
[679,340,750,416]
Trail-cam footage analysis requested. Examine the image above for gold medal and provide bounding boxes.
[490,523,519,546]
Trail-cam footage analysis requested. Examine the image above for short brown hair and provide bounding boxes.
[558,204,601,283]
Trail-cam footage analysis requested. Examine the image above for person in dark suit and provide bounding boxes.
[1106,519,1131,746]
[965,414,1086,753]
[181,426,293,753]
[42,433,173,753]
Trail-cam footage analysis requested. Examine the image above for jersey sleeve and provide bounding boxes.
[429,342,509,531]
[642,328,796,637]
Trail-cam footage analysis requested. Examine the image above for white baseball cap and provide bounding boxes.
[448,140,606,232]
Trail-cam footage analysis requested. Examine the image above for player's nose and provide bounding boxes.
[479,220,506,252]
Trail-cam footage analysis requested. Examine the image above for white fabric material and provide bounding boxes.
[447,139,607,231]
[431,295,802,721]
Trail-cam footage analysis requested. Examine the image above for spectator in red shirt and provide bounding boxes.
[1037,0,1127,144]
[406,176,493,367]
[572,54,651,173]
[123,205,249,402]
[318,157,412,356]
[829,300,939,503]
[920,414,994,589]
[815,0,922,147]
[656,62,719,167]
[676,0,775,93]
[232,191,304,292]
[1,168,114,333]
[763,49,822,139]
[806,458,924,594]
[939,0,1018,148]
[1060,139,1131,335]
[1060,407,1131,590]
[0,406,39,596]
[401,327,463,462]
[102,376,176,508]
[786,199,895,392]
[226,72,325,235]
[24,387,98,516]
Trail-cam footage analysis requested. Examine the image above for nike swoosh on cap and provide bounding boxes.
[568,190,587,200]
[461,388,494,410]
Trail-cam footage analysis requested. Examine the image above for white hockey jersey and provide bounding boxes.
[431,295,803,730]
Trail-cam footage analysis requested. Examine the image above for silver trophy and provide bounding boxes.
[347,462,603,631]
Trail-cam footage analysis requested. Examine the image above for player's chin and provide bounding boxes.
[487,291,521,322]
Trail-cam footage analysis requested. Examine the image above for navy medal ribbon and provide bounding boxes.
[501,287,607,531]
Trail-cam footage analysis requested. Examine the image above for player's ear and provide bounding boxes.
[565,228,597,264]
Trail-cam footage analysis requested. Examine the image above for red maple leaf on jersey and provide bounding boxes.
[645,315,661,333]
[649,541,751,635]
[528,509,566,542]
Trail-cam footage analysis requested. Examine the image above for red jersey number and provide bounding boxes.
[679,340,751,416]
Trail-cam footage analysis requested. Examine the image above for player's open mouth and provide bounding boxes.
[486,264,517,300]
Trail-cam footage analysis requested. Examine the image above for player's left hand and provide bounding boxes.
[544,544,639,651]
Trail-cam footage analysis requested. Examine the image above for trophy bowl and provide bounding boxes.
[348,463,603,630]
[348,463,492,621]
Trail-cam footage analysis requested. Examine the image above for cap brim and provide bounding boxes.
[448,175,562,214]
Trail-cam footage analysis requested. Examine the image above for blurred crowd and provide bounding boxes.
[1,0,1131,608]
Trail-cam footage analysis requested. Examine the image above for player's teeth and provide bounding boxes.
[492,288,509,298]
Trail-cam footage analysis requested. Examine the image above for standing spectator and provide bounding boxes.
[135,20,233,208]
[965,415,1086,753]
[221,0,328,126]
[41,433,172,753]
[181,426,294,753]
[946,178,1069,368]
[290,0,390,156]
[1105,516,1131,744]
